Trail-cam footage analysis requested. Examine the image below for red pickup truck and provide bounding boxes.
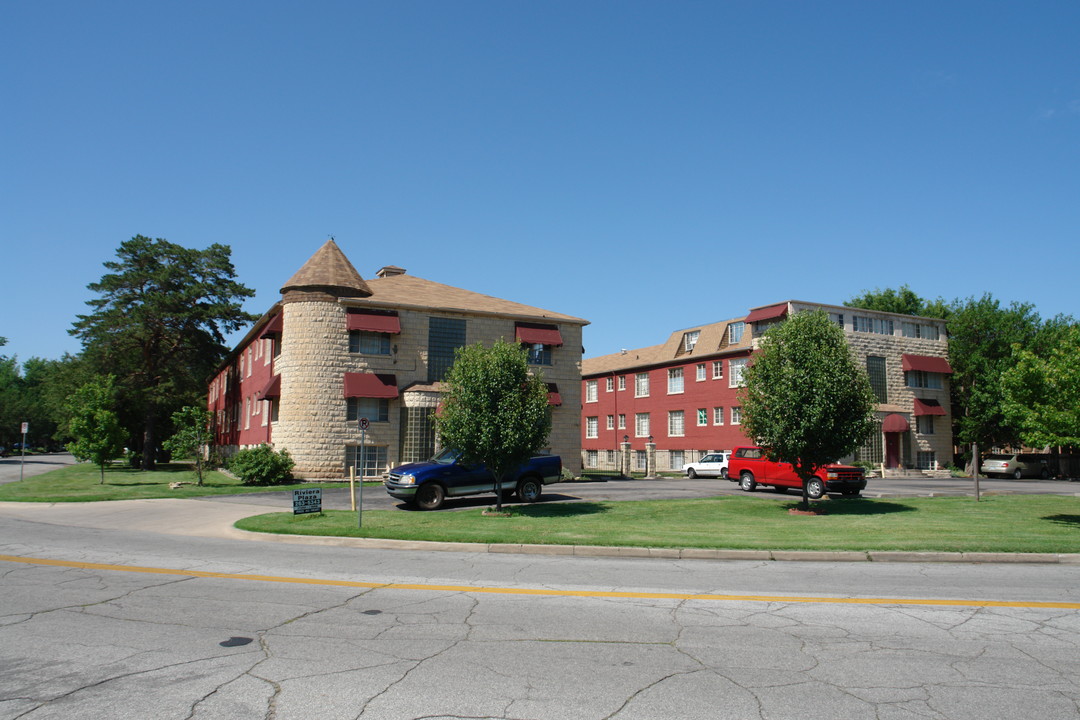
[727,446,866,498]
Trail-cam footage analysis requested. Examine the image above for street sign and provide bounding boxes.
[21,422,28,434]
[292,488,322,515]
[358,417,370,430]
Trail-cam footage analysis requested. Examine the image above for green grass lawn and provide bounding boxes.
[0,462,377,502]
[235,495,1080,554]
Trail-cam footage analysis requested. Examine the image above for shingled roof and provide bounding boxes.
[280,239,373,297]
[582,316,752,376]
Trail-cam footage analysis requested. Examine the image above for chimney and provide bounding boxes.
[376,266,406,278]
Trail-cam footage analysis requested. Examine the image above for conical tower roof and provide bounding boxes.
[280,239,372,298]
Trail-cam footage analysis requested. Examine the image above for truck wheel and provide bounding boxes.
[415,483,445,511]
[739,472,757,492]
[687,468,698,479]
[721,468,729,480]
[517,477,542,503]
[806,478,824,499]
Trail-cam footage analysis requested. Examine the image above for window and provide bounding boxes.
[670,451,685,470]
[697,408,708,426]
[712,361,723,379]
[635,451,647,471]
[635,372,650,397]
[853,316,894,335]
[916,451,937,470]
[730,406,742,425]
[585,380,598,403]
[902,322,940,341]
[906,371,943,389]
[728,322,745,344]
[606,377,614,392]
[346,445,388,478]
[635,412,650,437]
[350,331,391,355]
[526,343,552,365]
[606,415,614,430]
[683,330,700,352]
[829,312,845,328]
[668,410,685,437]
[605,450,616,464]
[866,356,888,403]
[916,415,935,435]
[618,375,626,391]
[347,397,389,423]
[696,363,706,382]
[244,397,250,430]
[618,414,626,430]
[585,450,598,468]
[427,317,467,382]
[586,416,598,438]
[667,368,684,394]
[713,407,724,425]
[729,358,747,388]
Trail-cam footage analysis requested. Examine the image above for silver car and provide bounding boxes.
[682,452,731,479]
[980,453,1051,479]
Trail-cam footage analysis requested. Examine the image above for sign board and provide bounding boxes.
[358,417,370,430]
[21,422,28,435]
[292,488,322,515]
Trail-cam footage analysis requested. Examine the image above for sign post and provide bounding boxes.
[19,422,28,482]
[357,417,369,528]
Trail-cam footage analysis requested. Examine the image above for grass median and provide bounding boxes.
[235,495,1080,554]
[0,462,377,502]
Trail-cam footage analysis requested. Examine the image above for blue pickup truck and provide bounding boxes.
[384,449,562,510]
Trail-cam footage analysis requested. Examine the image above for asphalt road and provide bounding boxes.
[0,452,77,485]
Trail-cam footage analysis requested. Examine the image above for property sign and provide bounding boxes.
[21,422,28,435]
[292,488,322,515]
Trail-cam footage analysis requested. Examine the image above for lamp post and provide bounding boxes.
[621,434,631,478]
[645,434,658,479]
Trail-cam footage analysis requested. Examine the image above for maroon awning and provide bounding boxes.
[547,383,562,406]
[259,313,283,338]
[902,354,953,374]
[255,374,281,400]
[516,322,563,347]
[745,303,789,323]
[343,373,399,399]
[913,398,947,416]
[882,413,909,433]
[347,310,401,334]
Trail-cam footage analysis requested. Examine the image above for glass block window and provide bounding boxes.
[347,397,389,423]
[866,356,888,403]
[399,407,436,464]
[855,419,883,465]
[346,444,388,478]
[427,316,466,382]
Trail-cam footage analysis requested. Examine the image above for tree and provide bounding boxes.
[845,284,949,319]
[70,236,256,470]
[163,405,213,485]
[66,376,126,483]
[437,339,552,512]
[1001,324,1080,450]
[740,310,877,510]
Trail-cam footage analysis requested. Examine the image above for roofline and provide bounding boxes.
[337,297,589,326]
[211,302,282,377]
[582,346,753,378]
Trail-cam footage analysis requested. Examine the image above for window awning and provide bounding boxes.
[347,309,401,334]
[913,398,947,416]
[344,372,399,399]
[902,354,953,374]
[882,413,909,433]
[255,374,281,400]
[547,383,562,406]
[745,303,789,323]
[259,313,283,338]
[515,322,563,347]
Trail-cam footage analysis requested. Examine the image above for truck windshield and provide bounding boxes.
[430,449,460,464]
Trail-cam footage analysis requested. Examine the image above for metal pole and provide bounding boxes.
[19,422,27,482]
[358,426,365,528]
[972,442,980,502]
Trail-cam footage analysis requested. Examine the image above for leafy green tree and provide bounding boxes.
[438,339,552,512]
[740,310,877,510]
[66,376,126,483]
[163,405,213,485]
[845,284,949,319]
[1001,324,1080,450]
[70,236,256,470]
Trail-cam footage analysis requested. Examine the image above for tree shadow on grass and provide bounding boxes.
[506,502,610,519]
[1043,514,1080,528]
[785,499,916,516]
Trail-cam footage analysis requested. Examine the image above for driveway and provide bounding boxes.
[0,452,77,485]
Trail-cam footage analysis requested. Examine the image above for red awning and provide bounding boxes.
[745,303,789,323]
[913,398,947,416]
[259,313,283,338]
[343,373,399,399]
[902,354,953,374]
[255,374,281,400]
[882,413,909,433]
[347,310,401,334]
[547,383,562,406]
[515,322,563,347]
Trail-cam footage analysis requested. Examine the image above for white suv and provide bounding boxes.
[682,452,731,479]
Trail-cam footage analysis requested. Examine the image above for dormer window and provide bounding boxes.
[683,330,700,353]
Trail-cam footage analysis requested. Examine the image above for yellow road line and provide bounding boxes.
[3,553,1078,609]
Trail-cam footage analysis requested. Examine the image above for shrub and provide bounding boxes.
[228,445,295,485]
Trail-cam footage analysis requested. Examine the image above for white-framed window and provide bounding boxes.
[683,330,700,352]
[635,372,650,397]
[606,377,614,392]
[346,444,388,479]
[696,363,706,382]
[712,361,723,379]
[585,380,598,403]
[916,451,937,470]
[635,451,647,471]
[261,400,269,427]
[729,358,748,388]
[853,316,895,335]
[697,408,708,426]
[728,322,745,344]
[916,415,935,435]
[585,450,598,468]
[731,406,742,425]
[606,415,615,430]
[668,410,684,437]
[713,407,724,425]
[618,414,626,429]
[902,321,940,341]
[605,450,617,464]
[635,412,650,438]
[618,375,626,391]
[670,450,685,470]
[668,367,684,394]
[244,397,251,430]
[829,312,845,329]
[906,371,943,389]
[586,416,598,438]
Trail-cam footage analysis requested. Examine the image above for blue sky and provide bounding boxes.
[3,1,1078,365]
